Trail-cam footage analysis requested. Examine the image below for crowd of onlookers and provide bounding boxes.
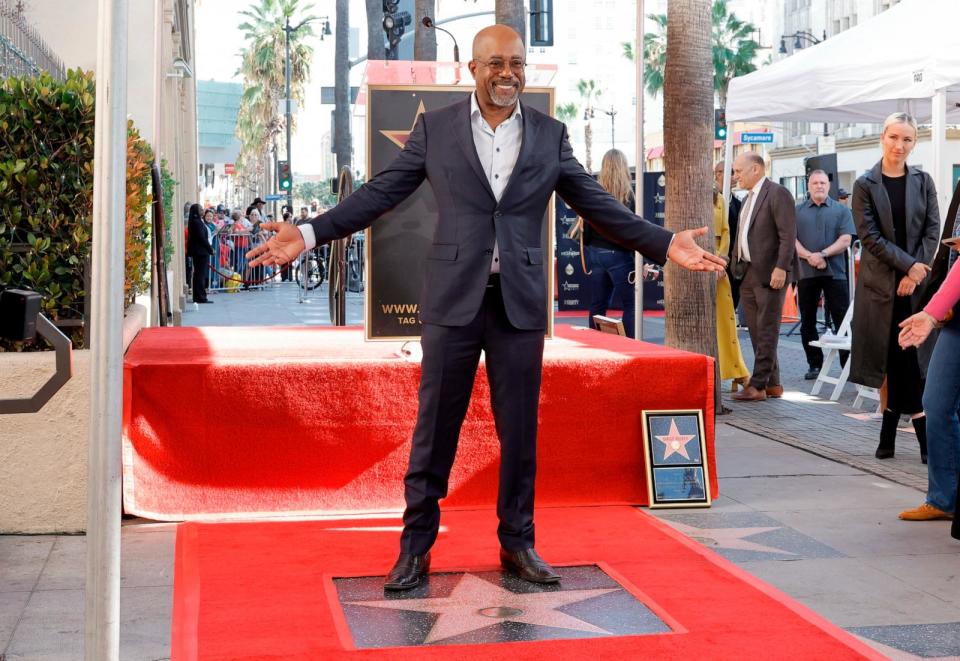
[185,198,317,303]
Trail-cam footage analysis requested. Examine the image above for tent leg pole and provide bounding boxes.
[932,89,948,228]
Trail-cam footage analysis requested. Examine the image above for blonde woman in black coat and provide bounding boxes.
[850,112,939,461]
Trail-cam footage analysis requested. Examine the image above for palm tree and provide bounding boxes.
[623,0,758,105]
[662,0,718,371]
[711,0,758,107]
[576,80,601,173]
[365,0,385,60]
[414,0,437,60]
[556,102,578,124]
[235,0,316,186]
[496,0,526,43]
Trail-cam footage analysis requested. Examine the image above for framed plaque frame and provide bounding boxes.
[364,83,555,341]
[641,409,712,509]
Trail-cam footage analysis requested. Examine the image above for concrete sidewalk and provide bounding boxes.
[1,421,956,659]
[2,297,957,658]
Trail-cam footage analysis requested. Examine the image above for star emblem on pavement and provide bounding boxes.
[655,419,696,460]
[348,573,619,644]
[380,100,426,149]
[668,521,797,556]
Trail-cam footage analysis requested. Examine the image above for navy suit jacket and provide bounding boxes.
[309,97,673,330]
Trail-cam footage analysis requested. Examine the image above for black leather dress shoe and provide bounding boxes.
[383,552,430,591]
[500,548,561,584]
[804,368,820,380]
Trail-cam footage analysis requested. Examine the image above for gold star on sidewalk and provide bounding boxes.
[655,419,696,460]
[380,100,426,149]
[348,573,618,644]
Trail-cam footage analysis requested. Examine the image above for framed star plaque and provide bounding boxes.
[641,409,711,508]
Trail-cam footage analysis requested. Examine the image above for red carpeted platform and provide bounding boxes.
[170,506,882,660]
[122,325,715,519]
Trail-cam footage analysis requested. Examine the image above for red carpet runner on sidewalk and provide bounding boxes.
[122,325,716,519]
[170,506,882,659]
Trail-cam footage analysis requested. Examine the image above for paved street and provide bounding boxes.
[1,291,957,659]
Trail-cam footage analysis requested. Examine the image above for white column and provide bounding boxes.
[932,89,948,229]
[85,0,128,658]
[633,0,645,340]
[722,131,734,217]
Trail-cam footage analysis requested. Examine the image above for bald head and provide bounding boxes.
[469,24,526,111]
[472,24,524,60]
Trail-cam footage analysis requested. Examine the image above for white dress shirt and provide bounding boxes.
[470,93,523,273]
[297,94,524,275]
[737,176,766,263]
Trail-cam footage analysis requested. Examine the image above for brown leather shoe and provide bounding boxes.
[732,385,766,402]
[898,503,954,521]
[384,552,431,590]
[766,385,784,398]
[500,548,561,584]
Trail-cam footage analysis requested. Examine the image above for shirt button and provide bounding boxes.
[496,148,500,152]
[494,174,499,179]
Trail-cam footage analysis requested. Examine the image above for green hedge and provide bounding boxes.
[0,70,155,351]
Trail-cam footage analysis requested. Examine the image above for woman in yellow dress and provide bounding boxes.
[713,182,749,390]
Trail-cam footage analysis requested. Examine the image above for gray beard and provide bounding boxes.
[489,84,519,107]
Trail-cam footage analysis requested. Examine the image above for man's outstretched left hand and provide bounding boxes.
[667,227,727,272]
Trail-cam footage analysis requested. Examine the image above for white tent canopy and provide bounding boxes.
[726,0,960,124]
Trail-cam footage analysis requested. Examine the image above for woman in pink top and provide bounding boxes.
[898,259,960,524]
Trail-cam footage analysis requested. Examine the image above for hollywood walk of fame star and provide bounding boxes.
[348,573,619,644]
[667,521,797,556]
[380,100,427,149]
[655,419,696,461]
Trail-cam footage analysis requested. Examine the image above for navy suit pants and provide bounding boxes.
[400,278,545,555]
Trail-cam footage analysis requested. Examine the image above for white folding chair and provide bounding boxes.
[852,385,881,411]
[809,303,853,401]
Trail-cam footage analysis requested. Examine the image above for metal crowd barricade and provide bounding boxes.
[203,228,295,293]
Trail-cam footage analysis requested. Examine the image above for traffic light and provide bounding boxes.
[714,108,728,141]
[278,160,292,191]
[382,1,411,60]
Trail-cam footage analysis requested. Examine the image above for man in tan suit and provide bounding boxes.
[730,152,797,402]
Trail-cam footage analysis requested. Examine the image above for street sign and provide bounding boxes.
[741,132,774,144]
[264,194,285,201]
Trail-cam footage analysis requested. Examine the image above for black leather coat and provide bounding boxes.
[850,161,940,388]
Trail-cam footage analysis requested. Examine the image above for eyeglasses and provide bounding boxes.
[474,57,526,74]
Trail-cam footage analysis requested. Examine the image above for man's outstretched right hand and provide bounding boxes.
[246,222,306,267]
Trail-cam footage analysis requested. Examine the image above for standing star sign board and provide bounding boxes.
[365,85,555,340]
[641,410,712,508]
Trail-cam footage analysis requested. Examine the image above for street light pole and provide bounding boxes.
[284,16,293,216]
[602,105,617,147]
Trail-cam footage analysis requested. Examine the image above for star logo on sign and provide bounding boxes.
[380,100,426,149]
[348,573,618,644]
[655,419,696,460]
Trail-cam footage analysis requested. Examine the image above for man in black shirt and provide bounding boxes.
[794,170,856,379]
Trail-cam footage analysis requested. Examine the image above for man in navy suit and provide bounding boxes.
[249,25,725,590]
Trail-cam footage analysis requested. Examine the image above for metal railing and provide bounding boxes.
[0,1,66,81]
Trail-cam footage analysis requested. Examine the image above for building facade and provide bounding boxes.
[28,0,200,323]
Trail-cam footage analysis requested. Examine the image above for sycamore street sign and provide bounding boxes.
[741,132,774,144]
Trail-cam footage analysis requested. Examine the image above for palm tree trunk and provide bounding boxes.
[663,1,717,368]
[365,0,385,61]
[414,0,437,61]
[334,0,352,172]
[584,122,593,173]
[495,0,526,44]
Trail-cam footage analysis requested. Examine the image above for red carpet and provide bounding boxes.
[170,506,881,659]
[123,325,715,519]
